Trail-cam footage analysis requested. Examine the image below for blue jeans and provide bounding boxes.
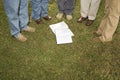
[3,0,29,36]
[31,0,49,20]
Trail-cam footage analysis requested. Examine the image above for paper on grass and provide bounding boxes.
[56,35,72,44]
[49,21,74,44]
[49,21,69,34]
[55,28,74,36]
[55,29,73,44]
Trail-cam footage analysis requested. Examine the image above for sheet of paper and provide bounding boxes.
[49,21,74,44]
[49,21,69,34]
[55,28,74,36]
[56,35,72,44]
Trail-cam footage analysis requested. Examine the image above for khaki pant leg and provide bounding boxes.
[99,0,120,42]
[97,0,110,34]
[97,14,108,34]
[104,0,110,14]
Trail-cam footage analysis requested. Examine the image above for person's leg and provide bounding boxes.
[31,0,41,20]
[41,0,48,17]
[96,15,108,35]
[96,0,110,35]
[99,16,119,42]
[57,0,65,13]
[80,0,91,18]
[3,0,27,42]
[19,0,35,32]
[88,0,101,20]
[19,0,29,30]
[63,0,74,20]
[56,0,65,19]
[97,0,120,42]
[40,0,51,20]
[104,0,110,14]
[64,0,74,15]
[77,0,91,23]
[85,0,101,26]
[3,0,20,36]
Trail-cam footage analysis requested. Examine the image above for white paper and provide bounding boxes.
[56,35,72,44]
[49,21,74,44]
[49,21,69,34]
[55,28,74,36]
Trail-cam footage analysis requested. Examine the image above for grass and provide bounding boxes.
[0,0,120,80]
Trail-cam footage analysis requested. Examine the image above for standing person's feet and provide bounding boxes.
[66,15,73,20]
[86,19,94,26]
[77,17,87,23]
[23,26,36,32]
[56,13,64,20]
[35,19,42,24]
[14,33,27,42]
[43,16,52,21]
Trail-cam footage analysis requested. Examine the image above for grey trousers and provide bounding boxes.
[57,0,74,15]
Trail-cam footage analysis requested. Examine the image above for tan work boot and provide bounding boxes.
[15,33,27,42]
[23,26,35,32]
[56,13,64,20]
[66,15,73,20]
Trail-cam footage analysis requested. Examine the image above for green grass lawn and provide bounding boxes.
[0,0,120,80]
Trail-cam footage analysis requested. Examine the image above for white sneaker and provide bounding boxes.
[15,33,27,42]
[23,26,35,32]
[66,15,73,20]
[56,13,64,20]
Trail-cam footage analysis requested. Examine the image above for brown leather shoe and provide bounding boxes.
[86,19,94,26]
[77,17,87,23]
[43,16,52,21]
[35,19,42,24]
